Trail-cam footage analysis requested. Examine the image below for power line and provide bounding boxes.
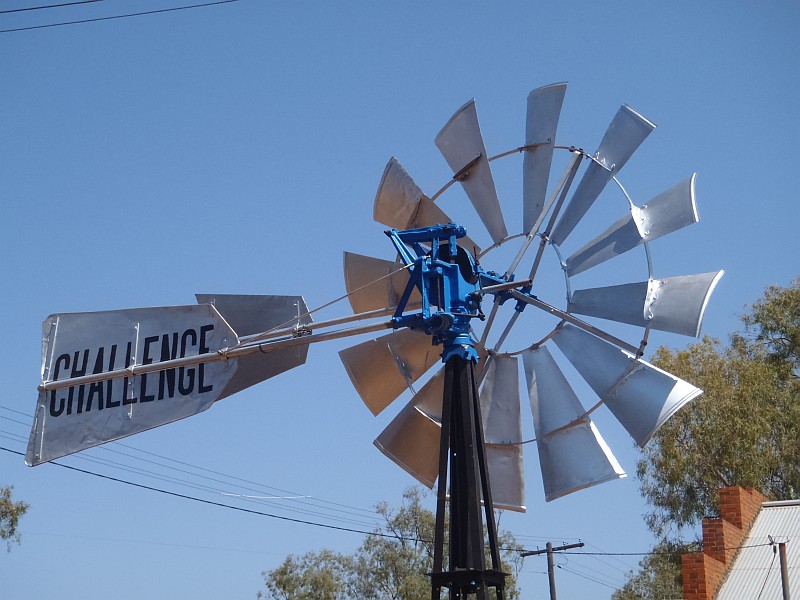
[1,406,380,523]
[0,445,401,541]
[1,0,107,14]
[755,545,778,600]
[557,564,619,590]
[0,432,381,530]
[558,555,627,587]
[0,0,241,33]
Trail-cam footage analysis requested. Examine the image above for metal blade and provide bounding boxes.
[522,346,625,502]
[550,105,656,247]
[435,99,508,244]
[195,294,311,400]
[374,400,441,488]
[373,157,481,253]
[479,355,525,512]
[343,252,418,314]
[568,271,724,337]
[27,304,241,466]
[373,369,444,488]
[523,82,567,233]
[373,157,428,229]
[339,328,440,415]
[372,365,446,488]
[552,323,702,447]
[566,175,699,276]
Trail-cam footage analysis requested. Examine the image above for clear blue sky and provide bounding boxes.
[1,1,798,598]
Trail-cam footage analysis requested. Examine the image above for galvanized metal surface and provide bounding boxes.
[343,252,417,314]
[435,99,508,244]
[550,104,656,246]
[568,270,724,337]
[566,174,699,276]
[479,355,525,512]
[373,157,480,253]
[27,304,240,465]
[552,323,702,447]
[374,401,441,488]
[523,82,566,233]
[522,346,624,502]
[338,328,440,416]
[717,500,800,600]
[195,294,311,400]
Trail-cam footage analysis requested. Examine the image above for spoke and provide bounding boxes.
[509,290,640,355]
[481,151,582,354]
[504,150,583,279]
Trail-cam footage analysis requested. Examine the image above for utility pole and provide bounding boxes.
[779,542,791,600]
[769,536,791,600]
[521,541,585,600]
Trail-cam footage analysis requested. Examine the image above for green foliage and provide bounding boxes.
[259,487,522,599]
[1,485,29,552]
[612,541,698,600]
[638,278,800,538]
[742,278,800,376]
[258,550,348,600]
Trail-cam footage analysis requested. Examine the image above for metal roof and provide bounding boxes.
[716,499,800,599]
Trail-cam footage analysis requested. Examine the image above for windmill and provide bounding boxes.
[25,82,722,600]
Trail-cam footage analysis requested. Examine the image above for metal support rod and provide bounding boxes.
[507,150,583,280]
[478,278,533,297]
[508,291,640,355]
[37,319,394,392]
[237,305,405,346]
[478,151,583,350]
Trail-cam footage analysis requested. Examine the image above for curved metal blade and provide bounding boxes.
[195,294,311,401]
[523,82,567,233]
[550,105,656,247]
[435,99,508,244]
[479,355,525,512]
[339,328,440,415]
[373,157,428,229]
[373,158,481,253]
[373,348,496,496]
[522,346,625,502]
[343,252,419,314]
[566,175,699,276]
[374,401,441,488]
[568,270,724,337]
[552,323,702,447]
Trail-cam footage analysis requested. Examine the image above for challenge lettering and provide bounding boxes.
[48,324,215,418]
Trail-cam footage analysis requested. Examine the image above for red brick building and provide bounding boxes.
[682,486,798,599]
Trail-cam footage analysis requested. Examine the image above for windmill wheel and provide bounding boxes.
[339,82,723,509]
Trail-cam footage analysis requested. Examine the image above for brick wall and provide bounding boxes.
[681,487,767,600]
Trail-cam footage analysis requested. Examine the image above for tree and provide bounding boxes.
[742,279,800,376]
[259,487,523,599]
[260,550,349,600]
[612,540,699,600]
[1,485,29,552]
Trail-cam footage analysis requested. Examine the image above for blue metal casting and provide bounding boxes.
[386,223,512,363]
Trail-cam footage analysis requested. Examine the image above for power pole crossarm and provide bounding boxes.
[520,541,585,557]
[520,541,585,600]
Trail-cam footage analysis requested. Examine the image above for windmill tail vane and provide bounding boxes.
[25,80,723,598]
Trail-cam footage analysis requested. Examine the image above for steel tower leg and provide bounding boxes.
[431,355,506,599]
